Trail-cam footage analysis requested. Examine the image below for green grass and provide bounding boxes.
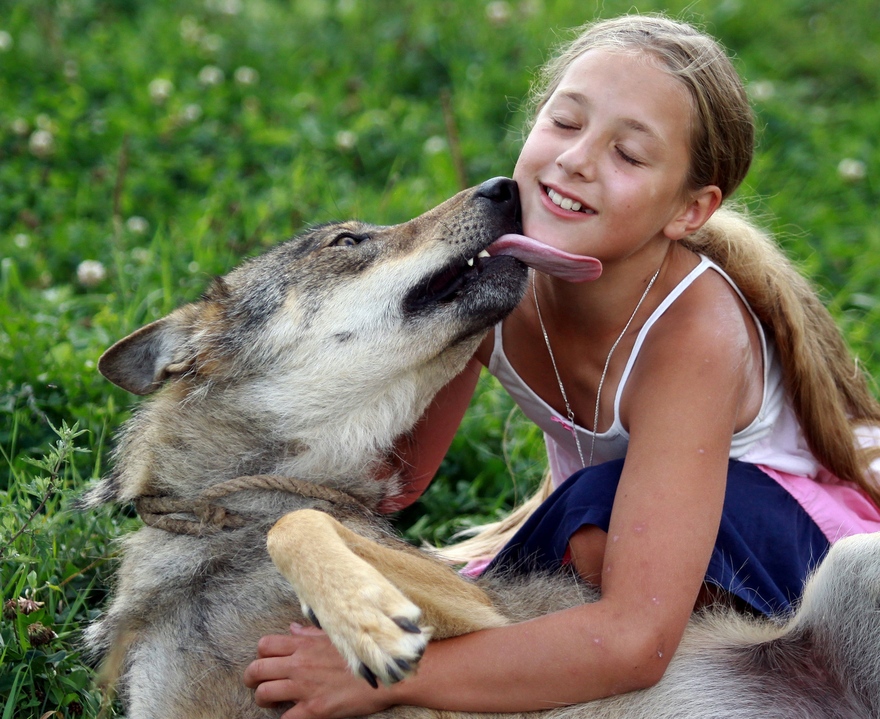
[1,0,878,715]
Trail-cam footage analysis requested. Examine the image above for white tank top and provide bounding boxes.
[488,255,822,487]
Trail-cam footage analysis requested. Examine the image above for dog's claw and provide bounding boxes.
[306,608,322,629]
[360,664,379,689]
[385,663,404,684]
[294,564,429,687]
[392,616,421,634]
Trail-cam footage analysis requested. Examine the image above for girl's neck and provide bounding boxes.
[534,241,685,341]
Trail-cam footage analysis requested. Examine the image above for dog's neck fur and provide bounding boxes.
[103,349,468,511]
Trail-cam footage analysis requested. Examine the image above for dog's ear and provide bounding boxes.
[98,309,196,395]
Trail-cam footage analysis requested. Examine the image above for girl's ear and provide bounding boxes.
[663,185,722,241]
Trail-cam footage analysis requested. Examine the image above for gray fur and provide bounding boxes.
[83,179,880,718]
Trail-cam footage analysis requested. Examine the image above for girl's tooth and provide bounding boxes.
[547,187,582,211]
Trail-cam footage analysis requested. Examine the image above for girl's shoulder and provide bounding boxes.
[653,258,758,351]
[623,260,765,430]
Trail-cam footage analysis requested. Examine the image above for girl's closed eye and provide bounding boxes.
[551,116,580,131]
[616,146,644,166]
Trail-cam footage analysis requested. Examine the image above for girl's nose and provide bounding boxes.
[557,136,597,181]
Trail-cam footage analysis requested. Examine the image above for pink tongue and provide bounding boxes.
[488,234,602,283]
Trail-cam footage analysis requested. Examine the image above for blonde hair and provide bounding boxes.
[440,15,880,565]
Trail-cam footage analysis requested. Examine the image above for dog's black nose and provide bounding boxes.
[476,177,519,213]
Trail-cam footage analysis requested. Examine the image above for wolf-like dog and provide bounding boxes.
[83,178,880,719]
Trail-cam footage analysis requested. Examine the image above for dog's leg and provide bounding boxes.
[267,509,507,686]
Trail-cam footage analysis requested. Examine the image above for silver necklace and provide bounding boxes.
[533,266,661,468]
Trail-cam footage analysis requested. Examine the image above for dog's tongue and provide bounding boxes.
[489,234,602,282]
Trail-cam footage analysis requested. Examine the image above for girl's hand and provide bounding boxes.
[243,622,396,719]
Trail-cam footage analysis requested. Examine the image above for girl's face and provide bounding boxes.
[513,49,704,266]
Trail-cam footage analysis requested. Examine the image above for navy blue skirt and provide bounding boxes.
[485,459,830,616]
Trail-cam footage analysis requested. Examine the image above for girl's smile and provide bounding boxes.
[542,184,596,215]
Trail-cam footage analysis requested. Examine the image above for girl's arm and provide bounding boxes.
[244,284,755,718]
[378,355,483,512]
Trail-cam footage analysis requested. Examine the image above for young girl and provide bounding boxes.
[244,14,880,717]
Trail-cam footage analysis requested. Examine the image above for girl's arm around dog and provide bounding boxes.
[244,321,742,717]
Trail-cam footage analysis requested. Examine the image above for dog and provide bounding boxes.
[83,177,880,719]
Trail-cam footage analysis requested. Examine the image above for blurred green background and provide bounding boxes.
[1,0,878,715]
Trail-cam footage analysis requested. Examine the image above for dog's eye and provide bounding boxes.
[329,232,368,247]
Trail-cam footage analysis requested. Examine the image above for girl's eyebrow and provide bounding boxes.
[554,89,665,146]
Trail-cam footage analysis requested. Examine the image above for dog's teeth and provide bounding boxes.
[466,257,475,267]
[478,250,490,258]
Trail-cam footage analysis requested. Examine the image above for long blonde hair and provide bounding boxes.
[440,15,880,564]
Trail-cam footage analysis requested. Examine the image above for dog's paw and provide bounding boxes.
[301,579,431,686]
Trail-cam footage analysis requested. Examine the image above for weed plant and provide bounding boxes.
[1,0,878,716]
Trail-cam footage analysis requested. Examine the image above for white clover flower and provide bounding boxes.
[337,0,357,15]
[28,129,55,158]
[149,78,174,104]
[334,130,357,151]
[200,34,224,53]
[180,16,204,43]
[11,118,29,136]
[76,260,107,287]
[519,0,540,17]
[198,65,225,87]
[234,66,259,87]
[188,261,200,274]
[206,0,242,15]
[423,136,447,155]
[13,233,30,249]
[749,80,775,101]
[181,103,203,122]
[125,216,150,234]
[486,1,511,25]
[0,31,13,52]
[837,158,866,183]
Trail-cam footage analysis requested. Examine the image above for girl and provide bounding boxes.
[244,14,880,717]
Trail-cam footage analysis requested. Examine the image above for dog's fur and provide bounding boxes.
[83,179,880,719]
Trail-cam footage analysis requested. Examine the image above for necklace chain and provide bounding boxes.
[533,266,661,468]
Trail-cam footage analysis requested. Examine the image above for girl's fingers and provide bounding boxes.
[253,624,326,660]
[290,622,326,637]
[244,654,298,687]
[256,633,301,657]
[252,678,300,708]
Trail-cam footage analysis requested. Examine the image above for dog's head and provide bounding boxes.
[93,179,529,493]
[101,177,526,396]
